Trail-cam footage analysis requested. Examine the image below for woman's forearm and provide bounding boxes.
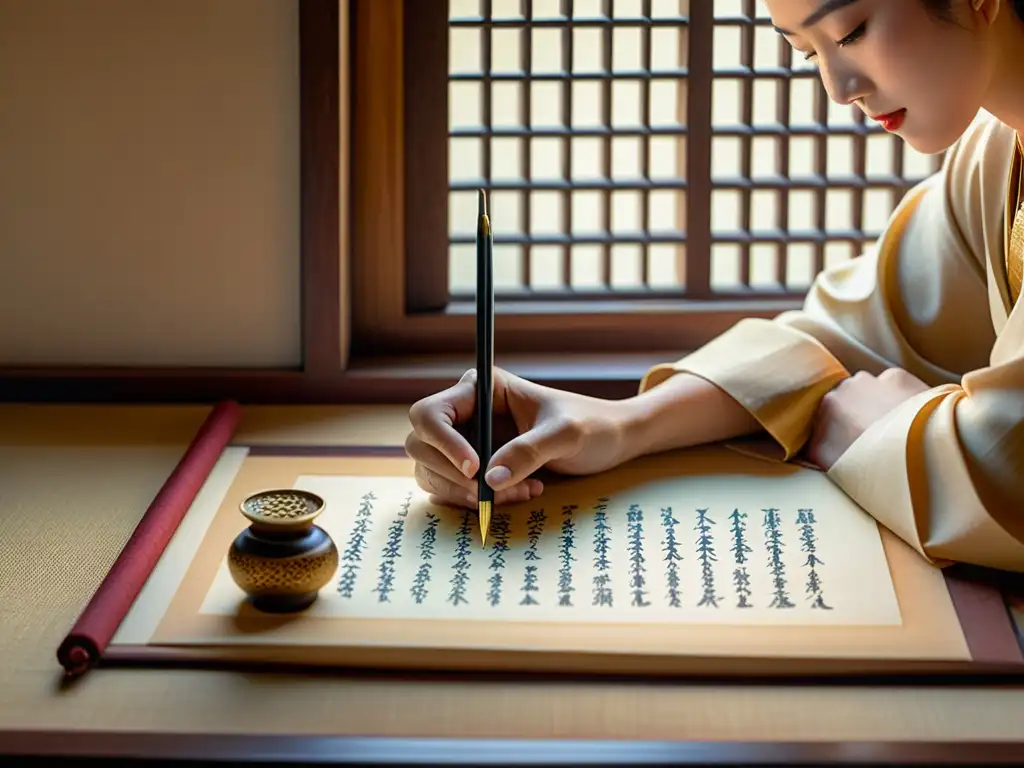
[615,372,762,462]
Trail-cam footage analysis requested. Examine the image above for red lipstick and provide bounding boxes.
[873,108,906,132]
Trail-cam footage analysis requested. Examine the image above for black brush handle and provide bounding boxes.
[476,190,494,506]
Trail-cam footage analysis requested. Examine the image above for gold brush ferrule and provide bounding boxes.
[477,500,491,547]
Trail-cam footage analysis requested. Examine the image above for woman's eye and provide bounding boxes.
[837,21,867,47]
[801,19,866,58]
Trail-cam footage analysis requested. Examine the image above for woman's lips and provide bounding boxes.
[872,108,906,132]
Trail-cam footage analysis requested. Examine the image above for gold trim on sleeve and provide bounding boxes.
[1006,133,1023,306]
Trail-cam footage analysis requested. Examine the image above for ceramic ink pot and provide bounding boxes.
[228,489,339,613]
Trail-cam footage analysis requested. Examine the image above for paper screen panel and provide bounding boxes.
[447,0,690,297]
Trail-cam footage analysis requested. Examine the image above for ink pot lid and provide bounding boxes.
[239,488,326,534]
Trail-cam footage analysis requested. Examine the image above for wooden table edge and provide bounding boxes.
[3,731,1024,765]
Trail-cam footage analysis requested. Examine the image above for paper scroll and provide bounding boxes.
[199,468,902,627]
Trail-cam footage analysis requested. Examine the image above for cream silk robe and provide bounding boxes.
[640,110,1024,574]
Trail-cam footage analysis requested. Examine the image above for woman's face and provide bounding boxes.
[764,0,997,154]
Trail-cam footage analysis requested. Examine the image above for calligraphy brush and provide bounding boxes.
[476,188,494,548]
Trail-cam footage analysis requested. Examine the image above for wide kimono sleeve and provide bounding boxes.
[639,111,1024,572]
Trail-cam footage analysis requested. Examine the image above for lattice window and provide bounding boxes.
[444,0,941,303]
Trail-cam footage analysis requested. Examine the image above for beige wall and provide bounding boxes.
[0,0,308,367]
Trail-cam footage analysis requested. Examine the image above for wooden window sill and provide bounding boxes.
[0,351,679,404]
[344,350,684,400]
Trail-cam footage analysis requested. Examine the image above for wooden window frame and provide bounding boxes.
[350,0,803,366]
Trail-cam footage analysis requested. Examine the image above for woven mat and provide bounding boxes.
[0,404,1022,740]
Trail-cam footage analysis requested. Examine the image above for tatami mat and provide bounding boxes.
[0,404,1021,741]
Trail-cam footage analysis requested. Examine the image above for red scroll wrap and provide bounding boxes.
[57,400,242,676]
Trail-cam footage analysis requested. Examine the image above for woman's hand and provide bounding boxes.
[806,367,931,470]
[405,368,632,508]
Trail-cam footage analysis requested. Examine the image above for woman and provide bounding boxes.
[405,0,1024,573]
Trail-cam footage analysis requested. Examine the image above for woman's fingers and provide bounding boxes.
[491,478,544,506]
[415,464,475,507]
[484,417,581,491]
[405,433,475,492]
[407,369,481,480]
[407,366,549,509]
[416,462,544,509]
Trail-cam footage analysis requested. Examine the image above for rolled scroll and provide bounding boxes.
[56,400,242,676]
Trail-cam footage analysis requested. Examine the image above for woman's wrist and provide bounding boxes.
[613,371,762,462]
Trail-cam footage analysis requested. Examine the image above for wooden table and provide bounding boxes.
[1,403,1022,765]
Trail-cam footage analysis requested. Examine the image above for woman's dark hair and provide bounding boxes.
[922,0,1024,23]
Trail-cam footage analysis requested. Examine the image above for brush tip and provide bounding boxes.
[478,188,487,216]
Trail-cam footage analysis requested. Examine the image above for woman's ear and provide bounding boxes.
[971,0,1001,25]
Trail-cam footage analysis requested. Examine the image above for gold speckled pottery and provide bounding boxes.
[227,489,339,613]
